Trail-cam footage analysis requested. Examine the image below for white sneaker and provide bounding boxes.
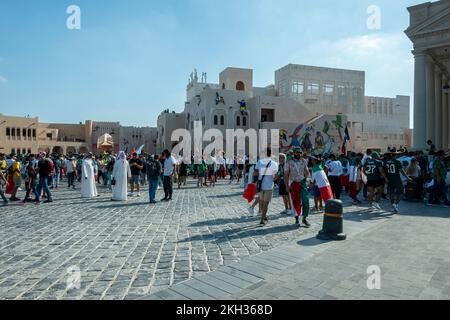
[371,204,377,211]
[393,204,399,213]
[375,203,381,210]
[248,207,255,216]
[137,193,141,197]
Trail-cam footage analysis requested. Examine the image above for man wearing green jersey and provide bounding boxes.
[384,152,412,213]
[362,152,387,211]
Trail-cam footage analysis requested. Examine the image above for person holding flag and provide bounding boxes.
[284,148,309,226]
[311,156,334,203]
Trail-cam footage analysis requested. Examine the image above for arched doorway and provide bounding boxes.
[79,146,89,154]
[236,81,245,91]
[52,146,63,155]
[66,147,76,155]
[39,147,50,155]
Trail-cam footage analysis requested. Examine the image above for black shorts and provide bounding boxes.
[278,182,289,196]
[388,181,404,195]
[367,179,384,188]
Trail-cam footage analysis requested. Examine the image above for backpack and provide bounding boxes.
[147,160,159,178]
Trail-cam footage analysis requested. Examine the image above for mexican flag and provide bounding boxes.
[312,164,333,202]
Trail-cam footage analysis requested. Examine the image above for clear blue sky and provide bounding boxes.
[0,0,423,127]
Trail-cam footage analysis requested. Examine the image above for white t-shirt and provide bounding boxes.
[64,159,75,173]
[163,156,177,176]
[327,160,343,177]
[255,158,279,191]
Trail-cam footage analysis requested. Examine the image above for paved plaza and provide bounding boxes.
[1,179,450,300]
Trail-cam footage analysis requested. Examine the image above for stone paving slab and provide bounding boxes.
[140,200,395,300]
[0,178,336,300]
[227,204,450,300]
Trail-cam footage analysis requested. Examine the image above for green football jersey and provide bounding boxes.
[364,159,383,181]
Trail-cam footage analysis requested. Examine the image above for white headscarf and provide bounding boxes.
[118,151,126,163]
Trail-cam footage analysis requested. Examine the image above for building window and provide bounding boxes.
[324,83,334,95]
[236,81,245,91]
[278,80,287,96]
[307,82,320,95]
[214,115,218,126]
[220,116,225,126]
[236,116,241,126]
[16,128,21,137]
[22,149,26,154]
[32,129,36,137]
[352,87,363,114]
[22,128,27,137]
[11,148,16,155]
[390,106,393,115]
[28,149,31,154]
[6,127,10,136]
[291,81,304,95]
[222,83,225,90]
[11,128,15,137]
[243,117,247,126]
[261,109,274,123]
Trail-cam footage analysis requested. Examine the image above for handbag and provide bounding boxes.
[111,178,116,186]
[257,161,272,193]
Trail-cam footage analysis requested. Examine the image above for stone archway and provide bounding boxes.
[79,146,89,154]
[236,81,245,91]
[66,147,76,155]
[38,147,50,155]
[52,146,63,155]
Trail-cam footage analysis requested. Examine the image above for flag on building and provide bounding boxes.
[341,125,351,155]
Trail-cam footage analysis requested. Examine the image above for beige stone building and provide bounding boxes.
[0,114,157,156]
[0,114,89,155]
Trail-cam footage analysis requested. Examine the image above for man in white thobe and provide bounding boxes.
[111,151,131,201]
[81,154,98,198]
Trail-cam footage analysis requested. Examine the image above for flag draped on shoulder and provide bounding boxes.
[312,164,333,202]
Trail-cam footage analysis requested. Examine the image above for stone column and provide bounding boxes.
[413,51,428,149]
[426,56,436,144]
[435,68,443,149]
[443,81,449,150]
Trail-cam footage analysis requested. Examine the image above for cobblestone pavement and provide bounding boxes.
[0,178,340,300]
[228,203,450,300]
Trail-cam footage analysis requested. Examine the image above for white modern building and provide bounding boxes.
[405,0,450,150]
[157,65,411,155]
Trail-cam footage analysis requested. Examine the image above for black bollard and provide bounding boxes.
[316,199,347,241]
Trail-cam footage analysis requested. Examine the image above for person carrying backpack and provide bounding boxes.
[146,154,162,204]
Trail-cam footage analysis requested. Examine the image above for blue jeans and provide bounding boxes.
[37,176,52,202]
[52,172,60,187]
[0,187,7,203]
[149,179,158,202]
[104,172,112,189]
[429,180,449,204]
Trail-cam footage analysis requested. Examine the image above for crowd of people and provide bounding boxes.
[0,150,177,205]
[1,142,449,229]
[243,143,450,227]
